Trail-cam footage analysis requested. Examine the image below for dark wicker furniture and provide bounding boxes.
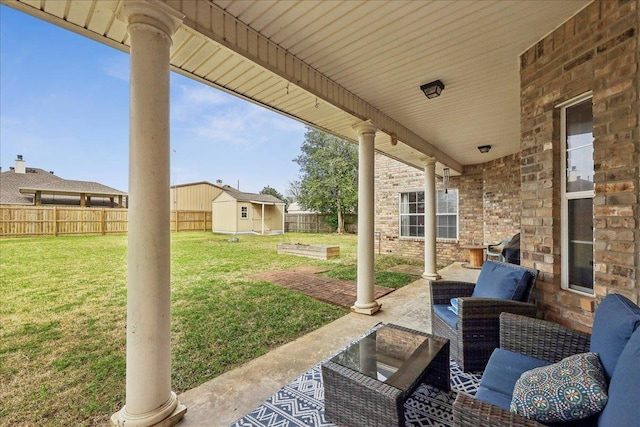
[322,324,449,427]
[453,313,591,427]
[430,261,538,372]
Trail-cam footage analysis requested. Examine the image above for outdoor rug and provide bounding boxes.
[230,344,482,427]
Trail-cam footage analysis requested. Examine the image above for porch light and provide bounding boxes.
[420,80,444,99]
[478,145,492,153]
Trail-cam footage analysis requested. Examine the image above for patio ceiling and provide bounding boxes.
[4,0,590,175]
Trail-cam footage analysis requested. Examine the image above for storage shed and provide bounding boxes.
[212,186,285,235]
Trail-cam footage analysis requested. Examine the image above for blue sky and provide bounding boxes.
[0,5,306,195]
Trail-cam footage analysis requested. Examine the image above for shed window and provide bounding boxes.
[241,206,248,219]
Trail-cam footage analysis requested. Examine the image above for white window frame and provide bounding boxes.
[558,92,594,296]
[398,189,458,240]
[398,191,425,238]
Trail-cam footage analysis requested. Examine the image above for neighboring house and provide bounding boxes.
[169,181,224,211]
[286,202,315,214]
[212,185,285,235]
[0,155,127,208]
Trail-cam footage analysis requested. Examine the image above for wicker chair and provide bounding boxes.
[453,313,591,427]
[430,261,538,372]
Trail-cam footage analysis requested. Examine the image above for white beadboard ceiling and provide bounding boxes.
[3,0,591,175]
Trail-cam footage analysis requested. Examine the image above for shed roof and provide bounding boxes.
[216,185,284,205]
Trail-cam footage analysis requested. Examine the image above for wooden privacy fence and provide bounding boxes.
[285,213,357,233]
[0,206,212,237]
[170,210,212,232]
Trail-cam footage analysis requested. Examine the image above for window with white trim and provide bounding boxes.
[399,190,458,239]
[560,94,594,294]
[241,206,248,219]
[436,189,458,240]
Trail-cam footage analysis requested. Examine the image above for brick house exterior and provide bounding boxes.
[375,0,639,332]
[374,152,521,265]
[520,0,639,331]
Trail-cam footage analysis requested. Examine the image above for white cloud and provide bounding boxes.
[102,55,129,81]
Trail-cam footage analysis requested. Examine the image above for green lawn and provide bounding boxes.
[0,232,421,426]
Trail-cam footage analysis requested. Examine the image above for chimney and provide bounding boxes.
[15,155,26,174]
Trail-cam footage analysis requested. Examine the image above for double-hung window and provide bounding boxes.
[241,206,248,219]
[399,189,458,239]
[400,191,424,237]
[560,94,594,294]
[436,189,458,240]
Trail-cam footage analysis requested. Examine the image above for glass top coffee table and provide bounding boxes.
[322,324,450,427]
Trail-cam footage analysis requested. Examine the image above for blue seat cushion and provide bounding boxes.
[598,327,640,427]
[474,386,513,411]
[478,349,550,397]
[590,293,640,381]
[471,261,533,301]
[433,304,457,329]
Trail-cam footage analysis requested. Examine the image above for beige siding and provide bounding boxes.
[211,192,237,233]
[170,183,223,211]
[237,202,254,233]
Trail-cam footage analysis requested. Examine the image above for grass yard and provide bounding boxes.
[0,232,421,426]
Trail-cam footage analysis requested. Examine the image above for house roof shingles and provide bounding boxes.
[220,185,283,204]
[0,167,126,206]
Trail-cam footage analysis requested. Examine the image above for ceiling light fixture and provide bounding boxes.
[420,80,445,99]
[478,145,492,153]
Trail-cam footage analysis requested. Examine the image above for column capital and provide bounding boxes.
[422,157,437,167]
[352,120,378,137]
[121,0,184,36]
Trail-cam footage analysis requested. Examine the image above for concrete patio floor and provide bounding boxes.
[178,262,480,427]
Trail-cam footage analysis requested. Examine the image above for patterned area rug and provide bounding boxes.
[231,357,481,427]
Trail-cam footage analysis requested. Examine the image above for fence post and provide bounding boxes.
[101,208,106,235]
[53,206,58,237]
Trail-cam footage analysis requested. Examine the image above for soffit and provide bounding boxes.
[4,0,590,175]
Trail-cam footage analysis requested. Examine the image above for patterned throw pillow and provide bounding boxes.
[510,352,608,423]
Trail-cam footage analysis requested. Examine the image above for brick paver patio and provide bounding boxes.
[250,266,395,308]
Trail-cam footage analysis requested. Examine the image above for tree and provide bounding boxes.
[260,185,288,211]
[294,127,358,233]
[285,179,302,202]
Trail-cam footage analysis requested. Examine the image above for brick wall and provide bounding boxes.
[520,0,639,331]
[374,152,521,266]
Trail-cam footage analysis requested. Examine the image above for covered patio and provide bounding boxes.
[178,262,481,426]
[2,1,637,426]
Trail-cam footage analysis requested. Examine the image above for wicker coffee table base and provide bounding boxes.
[322,326,450,427]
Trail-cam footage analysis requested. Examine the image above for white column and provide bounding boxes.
[423,158,441,280]
[352,121,381,315]
[111,2,185,426]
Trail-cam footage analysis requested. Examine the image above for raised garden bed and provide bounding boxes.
[277,243,340,260]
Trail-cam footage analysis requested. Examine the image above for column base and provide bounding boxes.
[350,301,381,315]
[422,272,441,281]
[111,394,186,427]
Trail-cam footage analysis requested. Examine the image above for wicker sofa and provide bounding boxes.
[430,261,539,372]
[453,294,640,427]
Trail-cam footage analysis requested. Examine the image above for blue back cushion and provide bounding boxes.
[433,304,457,329]
[471,261,533,301]
[590,294,640,381]
[598,327,640,427]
